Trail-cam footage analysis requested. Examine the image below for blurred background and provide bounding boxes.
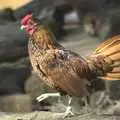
[0,0,120,119]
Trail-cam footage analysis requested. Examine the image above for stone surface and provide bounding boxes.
[0,94,32,112]
[0,111,120,120]
[0,58,31,95]
[0,21,31,95]
[0,22,28,62]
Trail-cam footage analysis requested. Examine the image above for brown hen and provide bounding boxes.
[21,14,120,116]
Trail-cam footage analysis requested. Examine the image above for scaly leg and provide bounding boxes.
[84,96,89,112]
[36,93,61,102]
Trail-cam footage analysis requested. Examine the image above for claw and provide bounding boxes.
[53,106,74,118]
[64,106,74,118]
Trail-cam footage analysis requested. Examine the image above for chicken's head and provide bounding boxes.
[21,13,37,35]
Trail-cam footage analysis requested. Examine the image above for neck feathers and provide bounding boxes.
[31,25,57,50]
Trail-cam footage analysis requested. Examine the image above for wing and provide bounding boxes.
[36,49,91,97]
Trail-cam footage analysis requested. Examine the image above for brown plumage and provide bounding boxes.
[21,14,120,98]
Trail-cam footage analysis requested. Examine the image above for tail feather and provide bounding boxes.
[99,76,120,80]
[111,61,120,67]
[106,72,120,78]
[111,67,120,73]
[95,41,120,57]
[108,52,120,61]
[95,35,120,53]
[89,35,120,80]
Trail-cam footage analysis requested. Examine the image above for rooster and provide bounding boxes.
[21,14,120,117]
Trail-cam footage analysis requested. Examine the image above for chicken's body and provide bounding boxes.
[21,14,120,116]
[28,27,91,97]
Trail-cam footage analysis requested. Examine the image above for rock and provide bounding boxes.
[0,57,31,95]
[0,21,31,95]
[0,8,16,22]
[0,21,28,62]
[0,94,32,112]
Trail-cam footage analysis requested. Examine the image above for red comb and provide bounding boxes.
[21,13,33,25]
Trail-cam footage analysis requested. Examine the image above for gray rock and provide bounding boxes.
[0,58,31,94]
[0,21,28,62]
[0,94,32,112]
[0,21,31,95]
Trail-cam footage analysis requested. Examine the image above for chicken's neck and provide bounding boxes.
[30,25,61,51]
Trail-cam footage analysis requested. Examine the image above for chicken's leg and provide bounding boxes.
[36,93,61,102]
[53,95,74,118]
[37,93,74,118]
[63,96,74,117]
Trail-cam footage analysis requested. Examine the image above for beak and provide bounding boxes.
[20,25,26,30]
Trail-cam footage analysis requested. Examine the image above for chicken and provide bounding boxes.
[20,14,120,117]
